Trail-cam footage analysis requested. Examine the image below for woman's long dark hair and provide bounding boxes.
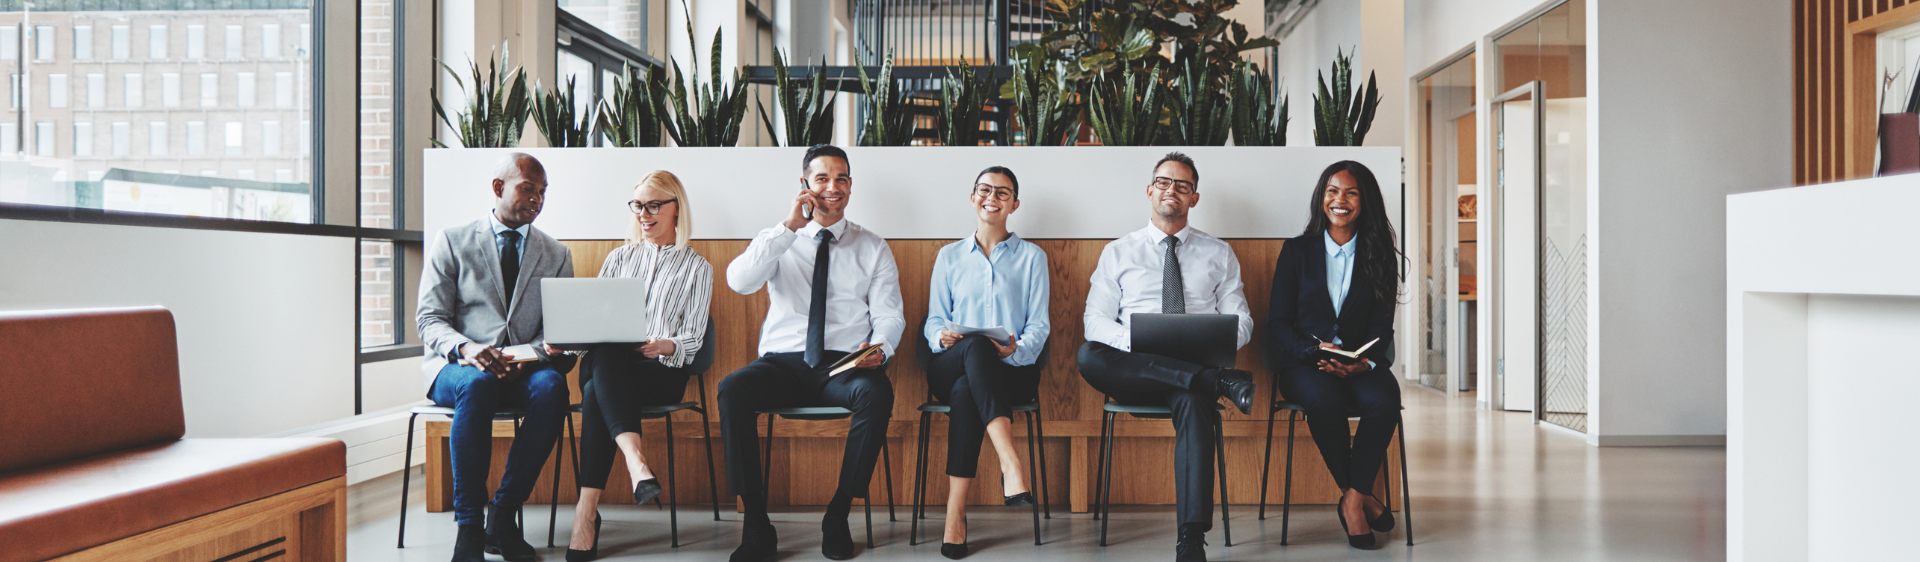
[1299,160,1404,307]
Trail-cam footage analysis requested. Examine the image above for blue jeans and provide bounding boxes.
[429,363,569,526]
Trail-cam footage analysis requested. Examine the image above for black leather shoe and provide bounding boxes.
[730,522,778,562]
[1337,497,1378,549]
[565,510,601,562]
[633,477,663,506]
[1368,502,1396,532]
[484,503,536,561]
[450,524,486,562]
[1214,369,1255,415]
[940,516,969,559]
[821,515,856,560]
[1175,531,1208,562]
[1002,474,1034,507]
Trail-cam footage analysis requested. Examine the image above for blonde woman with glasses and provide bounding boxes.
[566,171,713,561]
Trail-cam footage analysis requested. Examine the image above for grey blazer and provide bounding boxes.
[416,217,574,390]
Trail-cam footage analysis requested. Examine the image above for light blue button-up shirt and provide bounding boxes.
[924,232,1051,366]
[488,211,530,259]
[1324,230,1375,370]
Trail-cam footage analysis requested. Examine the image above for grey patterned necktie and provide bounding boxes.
[1162,234,1185,314]
[805,229,834,367]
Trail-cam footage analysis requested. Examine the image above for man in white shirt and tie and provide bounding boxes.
[1078,152,1257,562]
[720,145,905,562]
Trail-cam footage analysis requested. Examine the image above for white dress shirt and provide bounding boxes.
[727,218,906,359]
[1323,230,1376,370]
[1083,223,1253,351]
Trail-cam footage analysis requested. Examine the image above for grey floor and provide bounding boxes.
[347,383,1726,561]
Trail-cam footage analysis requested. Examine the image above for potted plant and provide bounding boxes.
[430,50,531,148]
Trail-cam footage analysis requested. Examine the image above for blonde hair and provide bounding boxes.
[629,170,693,247]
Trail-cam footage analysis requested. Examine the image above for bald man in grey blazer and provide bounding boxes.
[416,152,574,562]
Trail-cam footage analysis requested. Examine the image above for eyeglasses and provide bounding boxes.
[971,184,1015,201]
[628,198,678,215]
[1149,177,1197,194]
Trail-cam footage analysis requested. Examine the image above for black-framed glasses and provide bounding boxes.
[628,198,678,215]
[1149,177,1197,194]
[971,183,1015,201]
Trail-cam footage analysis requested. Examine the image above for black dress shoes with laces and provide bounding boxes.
[1214,369,1256,415]
[1175,531,1209,562]
[821,515,857,560]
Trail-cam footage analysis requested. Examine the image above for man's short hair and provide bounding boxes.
[802,144,851,174]
[1154,151,1199,187]
[977,166,1020,199]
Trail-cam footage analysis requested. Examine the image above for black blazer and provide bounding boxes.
[1266,233,1396,370]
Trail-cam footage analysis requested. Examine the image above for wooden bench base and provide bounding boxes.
[50,477,346,562]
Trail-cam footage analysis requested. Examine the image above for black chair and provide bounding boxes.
[755,357,900,550]
[907,330,1052,546]
[397,406,529,548]
[1256,344,1412,546]
[548,317,723,548]
[1093,399,1233,547]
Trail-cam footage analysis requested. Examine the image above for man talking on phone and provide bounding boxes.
[719,144,905,561]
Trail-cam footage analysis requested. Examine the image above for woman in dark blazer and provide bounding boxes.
[1267,160,1403,549]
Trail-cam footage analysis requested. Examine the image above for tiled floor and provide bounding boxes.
[346,382,1725,561]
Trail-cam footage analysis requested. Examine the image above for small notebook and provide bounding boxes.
[945,322,1014,345]
[825,344,886,377]
[1313,338,1380,364]
[499,344,541,363]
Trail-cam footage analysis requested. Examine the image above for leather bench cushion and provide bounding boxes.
[0,307,185,474]
[0,438,345,562]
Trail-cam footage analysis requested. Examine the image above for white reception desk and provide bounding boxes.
[1727,176,1920,561]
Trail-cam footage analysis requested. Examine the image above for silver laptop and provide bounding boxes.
[541,278,650,350]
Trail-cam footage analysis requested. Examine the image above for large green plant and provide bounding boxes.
[531,76,595,147]
[1312,48,1380,146]
[596,64,665,147]
[1004,54,1081,146]
[855,50,917,147]
[1229,61,1288,146]
[757,48,837,146]
[430,51,531,148]
[1022,0,1276,86]
[1087,67,1164,146]
[938,62,990,147]
[652,6,750,147]
[1165,58,1229,146]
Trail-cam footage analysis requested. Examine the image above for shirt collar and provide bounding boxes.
[488,211,531,239]
[1323,230,1356,258]
[965,231,1022,254]
[1144,222,1194,245]
[797,218,852,242]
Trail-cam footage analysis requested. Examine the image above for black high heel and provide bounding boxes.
[565,510,601,562]
[633,477,662,506]
[1001,474,1034,507]
[1336,496,1377,549]
[940,516,969,559]
[1363,494,1395,532]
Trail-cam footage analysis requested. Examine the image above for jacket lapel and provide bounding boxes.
[472,221,508,312]
[506,227,547,319]
[1304,239,1335,318]
[1336,256,1368,328]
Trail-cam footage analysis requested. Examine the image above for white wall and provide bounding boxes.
[1270,1,1361,148]
[1405,0,1549,73]
[1805,294,1920,561]
[1587,0,1792,443]
[0,219,357,438]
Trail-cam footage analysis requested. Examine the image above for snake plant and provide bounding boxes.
[430,50,530,148]
[757,48,837,147]
[1312,47,1380,146]
[1229,61,1288,146]
[652,3,750,147]
[938,62,990,147]
[1087,67,1164,146]
[1165,58,1230,146]
[856,49,917,147]
[531,76,596,148]
[596,64,665,147]
[1007,53,1080,146]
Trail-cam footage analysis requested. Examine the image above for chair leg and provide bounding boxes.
[698,406,721,521]
[548,419,563,548]
[1399,421,1413,546]
[882,438,897,523]
[864,490,875,549]
[911,411,930,545]
[512,419,524,529]
[1093,410,1109,522]
[398,413,418,548]
[666,414,681,548]
[1035,410,1051,519]
[1258,405,1277,520]
[1098,411,1116,547]
[762,414,775,493]
[1280,411,1297,545]
[1215,414,1232,547]
[1025,411,1042,545]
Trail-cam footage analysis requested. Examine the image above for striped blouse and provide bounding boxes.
[594,241,714,368]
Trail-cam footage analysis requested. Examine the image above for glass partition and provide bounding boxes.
[1415,52,1477,394]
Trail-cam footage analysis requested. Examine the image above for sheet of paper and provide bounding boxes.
[945,322,1014,345]
[499,344,540,363]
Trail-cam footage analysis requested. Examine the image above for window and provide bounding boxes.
[0,27,14,60]
[225,122,243,155]
[73,122,92,157]
[36,122,54,157]
[200,74,217,107]
[263,121,281,155]
[275,72,293,107]
[300,24,311,57]
[2,124,17,155]
[48,74,67,108]
[225,25,242,59]
[237,72,255,107]
[87,74,105,108]
[9,74,19,110]
[275,169,294,182]
[73,26,92,60]
[187,122,206,156]
[301,120,311,155]
[262,24,281,59]
[149,25,168,59]
[187,25,205,59]
[163,74,180,107]
[111,122,130,156]
[149,122,169,156]
[111,26,129,60]
[237,169,255,180]
[35,26,53,61]
[124,73,143,107]
[200,169,217,177]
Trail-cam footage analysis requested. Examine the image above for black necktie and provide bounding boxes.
[805,229,834,368]
[1162,234,1185,314]
[500,230,522,303]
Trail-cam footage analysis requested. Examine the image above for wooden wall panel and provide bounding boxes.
[1797,0,1920,185]
[426,236,1413,512]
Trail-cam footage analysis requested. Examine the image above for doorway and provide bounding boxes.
[1414,52,1479,395]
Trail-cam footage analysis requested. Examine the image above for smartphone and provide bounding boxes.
[799,180,814,219]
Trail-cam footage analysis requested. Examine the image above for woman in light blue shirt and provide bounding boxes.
[923,166,1051,558]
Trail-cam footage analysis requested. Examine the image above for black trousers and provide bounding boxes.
[1076,341,1221,534]
[926,335,1039,478]
[1276,364,1401,493]
[576,344,692,490]
[717,351,894,515]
